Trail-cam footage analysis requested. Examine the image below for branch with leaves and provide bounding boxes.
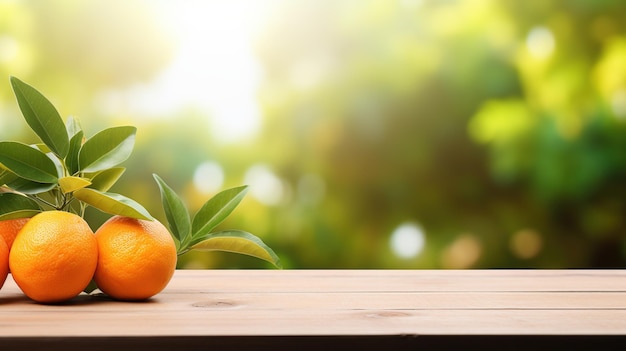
[0,76,280,268]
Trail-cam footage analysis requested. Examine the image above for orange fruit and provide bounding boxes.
[9,211,98,303]
[0,238,8,290]
[0,217,30,250]
[94,215,177,301]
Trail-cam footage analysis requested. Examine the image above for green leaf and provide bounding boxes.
[74,188,152,220]
[48,150,64,179]
[31,145,65,178]
[86,167,125,192]
[59,176,91,193]
[0,193,41,220]
[153,174,191,244]
[190,230,281,268]
[191,185,248,236]
[5,177,56,194]
[78,126,136,173]
[32,143,51,154]
[65,116,82,138]
[66,130,84,175]
[10,76,69,158]
[0,141,59,183]
[0,168,16,186]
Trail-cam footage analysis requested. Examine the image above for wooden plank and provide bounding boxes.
[3,289,626,312]
[1,304,626,336]
[1,269,626,348]
[167,269,626,292]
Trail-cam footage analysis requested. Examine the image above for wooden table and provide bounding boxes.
[1,270,625,350]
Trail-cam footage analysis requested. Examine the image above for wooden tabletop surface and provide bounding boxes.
[1,269,625,350]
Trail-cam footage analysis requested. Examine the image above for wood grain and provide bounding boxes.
[1,270,625,349]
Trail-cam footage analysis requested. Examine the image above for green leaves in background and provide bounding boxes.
[154,174,281,268]
[10,76,69,159]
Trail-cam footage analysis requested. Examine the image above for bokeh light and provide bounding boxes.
[389,222,425,260]
[526,26,555,60]
[510,229,543,260]
[244,164,285,206]
[440,234,482,269]
[193,161,224,195]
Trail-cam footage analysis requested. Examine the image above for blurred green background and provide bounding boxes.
[2,0,626,269]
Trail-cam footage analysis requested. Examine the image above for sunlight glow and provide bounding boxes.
[107,0,275,143]
[0,35,18,63]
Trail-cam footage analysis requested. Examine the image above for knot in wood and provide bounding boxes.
[192,300,240,309]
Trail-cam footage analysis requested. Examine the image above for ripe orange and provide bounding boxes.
[0,217,30,250]
[94,215,177,301]
[0,238,8,290]
[9,211,98,303]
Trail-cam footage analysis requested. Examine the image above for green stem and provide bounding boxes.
[61,192,68,209]
[29,194,59,210]
[60,195,76,212]
[177,247,191,256]
[56,188,64,208]
[177,235,194,256]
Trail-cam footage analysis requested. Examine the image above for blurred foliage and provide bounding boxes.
[2,0,626,269]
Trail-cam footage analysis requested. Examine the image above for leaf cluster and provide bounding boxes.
[0,77,280,268]
[0,77,148,220]
[154,175,280,266]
